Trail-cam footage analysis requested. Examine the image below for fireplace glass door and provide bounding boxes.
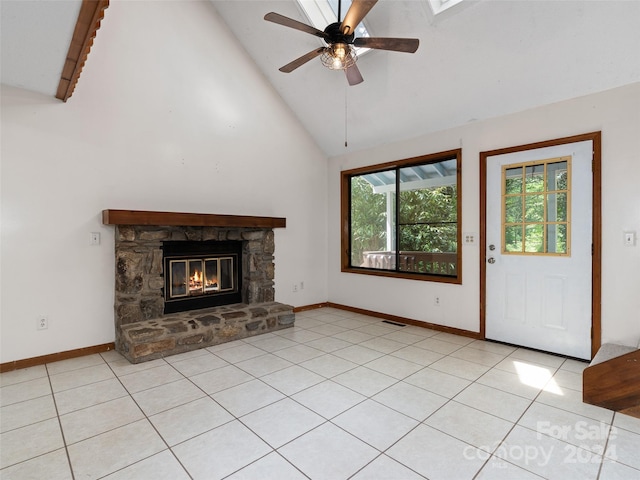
[169,257,234,298]
[163,240,242,313]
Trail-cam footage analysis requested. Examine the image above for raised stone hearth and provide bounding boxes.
[119,302,294,363]
[102,210,292,362]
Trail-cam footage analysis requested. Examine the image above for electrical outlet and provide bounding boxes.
[37,316,48,330]
[434,296,441,307]
[293,284,298,293]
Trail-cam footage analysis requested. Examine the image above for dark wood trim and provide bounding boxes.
[479,132,602,360]
[583,349,640,412]
[56,0,109,102]
[337,267,462,284]
[591,133,602,359]
[0,343,116,373]
[326,302,482,339]
[293,303,330,313]
[342,149,463,176]
[479,146,488,339]
[340,149,463,285]
[620,405,640,420]
[102,210,286,228]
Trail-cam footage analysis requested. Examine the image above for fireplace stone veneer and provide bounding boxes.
[103,210,293,362]
[119,302,295,363]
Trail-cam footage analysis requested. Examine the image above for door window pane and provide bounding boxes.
[547,161,568,191]
[525,165,544,192]
[505,167,523,194]
[505,196,523,223]
[525,194,544,222]
[502,156,571,256]
[505,225,523,252]
[547,192,568,222]
[547,224,568,254]
[525,224,544,252]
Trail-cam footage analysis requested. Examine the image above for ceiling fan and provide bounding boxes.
[264,0,419,86]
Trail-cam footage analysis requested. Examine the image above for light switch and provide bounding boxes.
[624,231,636,246]
[90,232,101,246]
[463,232,477,246]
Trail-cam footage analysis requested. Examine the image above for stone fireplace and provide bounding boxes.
[103,210,294,363]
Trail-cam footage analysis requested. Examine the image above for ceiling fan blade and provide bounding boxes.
[279,48,326,73]
[264,12,329,40]
[340,0,378,35]
[353,37,419,53]
[345,63,364,86]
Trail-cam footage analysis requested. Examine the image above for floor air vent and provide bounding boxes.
[382,320,406,327]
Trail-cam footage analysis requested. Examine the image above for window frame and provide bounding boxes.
[501,156,572,256]
[341,148,462,284]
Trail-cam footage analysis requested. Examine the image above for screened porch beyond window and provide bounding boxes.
[343,149,462,284]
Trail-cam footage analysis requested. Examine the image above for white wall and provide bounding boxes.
[2,2,639,365]
[0,1,329,363]
[328,82,640,348]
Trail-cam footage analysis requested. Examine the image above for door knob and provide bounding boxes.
[489,244,496,251]
[488,257,496,264]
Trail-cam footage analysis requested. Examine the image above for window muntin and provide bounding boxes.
[342,150,462,283]
[502,157,571,255]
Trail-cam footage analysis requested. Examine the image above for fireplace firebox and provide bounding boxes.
[163,240,242,313]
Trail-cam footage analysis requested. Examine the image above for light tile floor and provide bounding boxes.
[1,307,639,479]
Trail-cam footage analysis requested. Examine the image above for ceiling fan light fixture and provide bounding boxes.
[321,43,357,70]
[265,0,419,85]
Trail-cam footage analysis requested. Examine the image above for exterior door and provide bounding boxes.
[485,140,593,360]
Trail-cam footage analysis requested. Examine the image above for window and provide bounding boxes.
[502,156,571,255]
[426,0,465,16]
[341,149,462,283]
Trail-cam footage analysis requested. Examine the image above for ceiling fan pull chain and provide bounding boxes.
[345,87,349,147]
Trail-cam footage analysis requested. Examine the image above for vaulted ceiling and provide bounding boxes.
[2,0,639,157]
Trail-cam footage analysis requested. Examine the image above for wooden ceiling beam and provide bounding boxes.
[56,0,109,102]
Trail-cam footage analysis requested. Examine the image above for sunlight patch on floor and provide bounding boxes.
[513,360,564,395]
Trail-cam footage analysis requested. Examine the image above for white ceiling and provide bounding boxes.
[0,0,81,97]
[2,0,639,157]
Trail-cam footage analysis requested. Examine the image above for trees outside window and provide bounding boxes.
[503,158,570,255]
[341,149,462,284]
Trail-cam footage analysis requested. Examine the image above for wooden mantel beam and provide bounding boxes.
[102,210,286,229]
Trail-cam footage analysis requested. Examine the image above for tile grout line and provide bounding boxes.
[3,310,638,479]
[100,354,196,480]
[44,362,77,480]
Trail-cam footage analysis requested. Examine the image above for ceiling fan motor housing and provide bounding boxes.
[324,22,355,45]
[264,0,419,85]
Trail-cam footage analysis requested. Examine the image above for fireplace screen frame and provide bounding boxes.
[163,240,242,313]
[168,256,236,298]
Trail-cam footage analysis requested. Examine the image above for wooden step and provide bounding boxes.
[583,344,640,413]
[620,405,640,420]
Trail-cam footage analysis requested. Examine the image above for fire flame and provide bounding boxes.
[189,270,203,290]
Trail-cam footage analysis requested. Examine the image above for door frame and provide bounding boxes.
[479,132,602,359]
